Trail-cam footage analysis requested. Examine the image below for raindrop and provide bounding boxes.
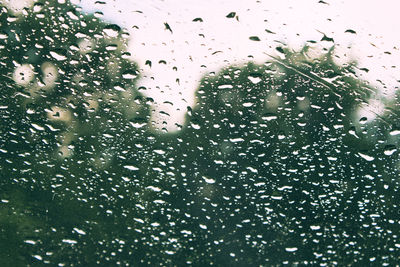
[248,75,262,84]
[67,10,79,20]
[146,186,162,192]
[154,149,166,155]
[384,145,397,156]
[199,224,208,229]
[129,121,147,128]
[49,50,67,61]
[389,129,400,136]
[124,165,139,171]
[0,32,7,39]
[31,123,45,131]
[62,239,78,244]
[358,152,375,161]
[33,255,43,261]
[202,176,215,184]
[106,44,118,51]
[33,3,44,12]
[344,29,356,34]
[122,70,138,79]
[218,84,233,89]
[103,24,121,37]
[359,117,368,124]
[249,36,261,41]
[190,122,201,130]
[226,12,236,18]
[262,113,278,121]
[113,84,125,91]
[73,228,86,235]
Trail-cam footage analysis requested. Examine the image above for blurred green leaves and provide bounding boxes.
[161,47,399,265]
[0,0,399,266]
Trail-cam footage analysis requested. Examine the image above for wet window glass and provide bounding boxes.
[1,0,399,265]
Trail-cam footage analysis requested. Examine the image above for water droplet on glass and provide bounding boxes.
[103,24,121,37]
[384,145,397,156]
[49,50,67,61]
[202,176,215,184]
[358,152,375,161]
[124,165,139,171]
[389,129,400,136]
[218,84,233,89]
[285,247,298,252]
[199,224,208,229]
[247,75,262,84]
[122,70,138,79]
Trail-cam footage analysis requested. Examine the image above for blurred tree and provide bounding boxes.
[0,0,155,265]
[0,0,149,169]
[1,0,399,265]
[160,47,400,265]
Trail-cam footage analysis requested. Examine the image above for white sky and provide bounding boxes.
[78,0,400,130]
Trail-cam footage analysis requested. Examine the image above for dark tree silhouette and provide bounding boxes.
[159,47,400,265]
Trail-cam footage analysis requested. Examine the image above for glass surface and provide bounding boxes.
[1,0,399,265]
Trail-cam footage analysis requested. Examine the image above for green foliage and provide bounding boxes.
[0,0,153,264]
[0,1,399,266]
[162,48,400,265]
[0,0,151,185]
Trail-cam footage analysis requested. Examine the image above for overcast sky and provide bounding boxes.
[79,0,400,130]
